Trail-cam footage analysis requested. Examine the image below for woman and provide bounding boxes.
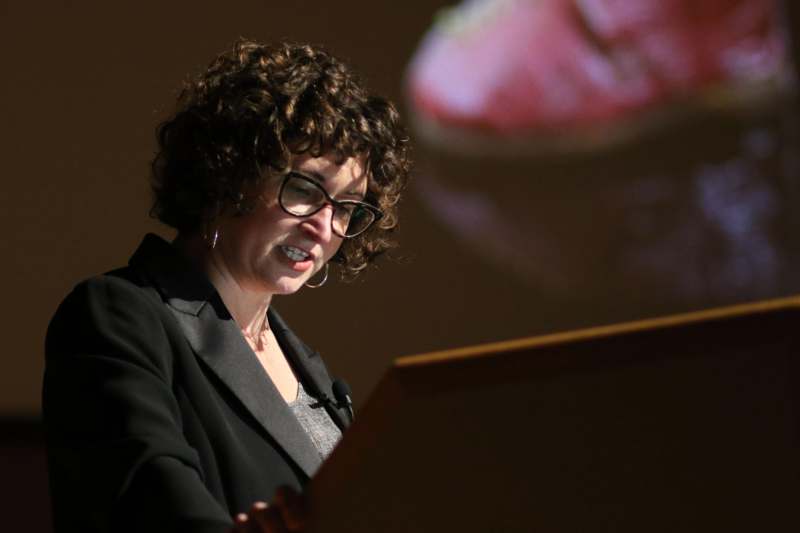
[43,39,411,533]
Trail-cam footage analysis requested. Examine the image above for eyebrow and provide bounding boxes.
[292,170,367,201]
[295,169,327,183]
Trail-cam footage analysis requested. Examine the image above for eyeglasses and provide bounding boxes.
[277,172,384,238]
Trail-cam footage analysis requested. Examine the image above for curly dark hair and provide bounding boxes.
[150,38,411,279]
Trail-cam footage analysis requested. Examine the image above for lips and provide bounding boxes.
[280,243,323,267]
[281,245,310,262]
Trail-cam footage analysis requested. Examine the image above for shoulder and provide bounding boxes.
[45,267,173,368]
[50,267,163,327]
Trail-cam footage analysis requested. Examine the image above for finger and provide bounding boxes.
[249,501,289,533]
[274,486,307,530]
[230,512,252,533]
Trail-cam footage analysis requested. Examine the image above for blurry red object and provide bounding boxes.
[406,0,792,154]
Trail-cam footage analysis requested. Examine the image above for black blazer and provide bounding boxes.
[43,234,351,533]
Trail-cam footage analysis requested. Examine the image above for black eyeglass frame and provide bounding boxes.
[277,172,384,238]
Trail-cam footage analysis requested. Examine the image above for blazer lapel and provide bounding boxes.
[130,234,323,477]
[170,300,323,477]
[268,309,351,431]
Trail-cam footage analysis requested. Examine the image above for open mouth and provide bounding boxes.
[281,245,311,262]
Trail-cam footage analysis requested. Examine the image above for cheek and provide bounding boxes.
[247,203,294,244]
[322,237,345,262]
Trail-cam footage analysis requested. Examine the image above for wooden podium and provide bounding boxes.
[307,298,800,532]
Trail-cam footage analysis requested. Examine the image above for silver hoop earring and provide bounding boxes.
[305,263,329,288]
[204,225,219,250]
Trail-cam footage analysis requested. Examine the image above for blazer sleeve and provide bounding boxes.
[43,275,233,533]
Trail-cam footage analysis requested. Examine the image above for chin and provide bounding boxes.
[256,263,308,295]
[269,277,307,295]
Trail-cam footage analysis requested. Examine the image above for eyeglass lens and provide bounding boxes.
[280,174,377,237]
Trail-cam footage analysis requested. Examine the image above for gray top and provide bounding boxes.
[288,381,342,460]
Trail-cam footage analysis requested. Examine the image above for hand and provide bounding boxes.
[230,486,307,533]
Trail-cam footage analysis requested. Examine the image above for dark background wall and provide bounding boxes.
[5,0,799,418]
[2,1,800,529]
[2,0,455,416]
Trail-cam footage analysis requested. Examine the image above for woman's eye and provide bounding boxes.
[287,181,316,197]
[351,206,369,221]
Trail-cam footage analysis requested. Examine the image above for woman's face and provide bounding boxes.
[215,153,368,295]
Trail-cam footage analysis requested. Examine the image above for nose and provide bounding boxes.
[300,204,335,242]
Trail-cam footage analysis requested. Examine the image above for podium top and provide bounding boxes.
[396,294,800,367]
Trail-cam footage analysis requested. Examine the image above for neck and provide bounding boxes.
[173,232,272,341]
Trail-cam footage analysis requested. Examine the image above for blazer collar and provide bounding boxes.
[267,310,350,431]
[128,234,339,477]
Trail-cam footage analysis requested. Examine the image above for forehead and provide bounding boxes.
[292,153,368,193]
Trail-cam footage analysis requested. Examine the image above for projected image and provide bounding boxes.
[405,0,800,310]
[406,0,790,155]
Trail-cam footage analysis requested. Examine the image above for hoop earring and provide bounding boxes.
[305,263,329,288]
[204,225,219,250]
